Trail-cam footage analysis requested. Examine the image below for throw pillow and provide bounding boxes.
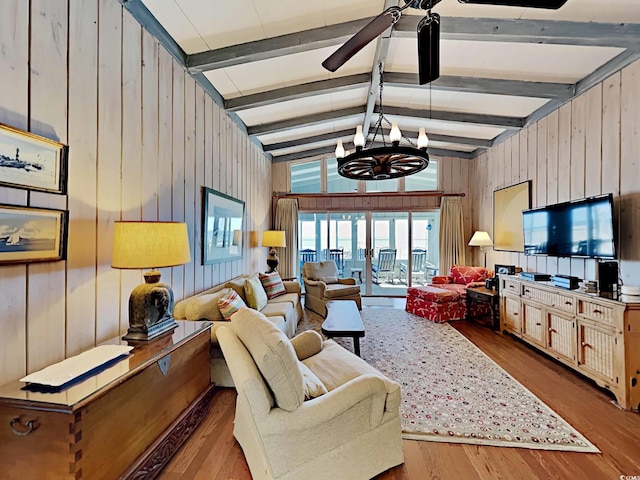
[299,362,328,399]
[244,276,268,310]
[218,289,247,320]
[230,308,305,412]
[185,289,229,321]
[259,271,287,299]
[290,330,323,360]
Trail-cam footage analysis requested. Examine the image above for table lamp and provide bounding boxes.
[468,230,493,268]
[261,230,286,273]
[112,221,191,341]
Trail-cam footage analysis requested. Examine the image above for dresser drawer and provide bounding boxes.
[522,285,575,313]
[502,278,521,295]
[577,299,619,327]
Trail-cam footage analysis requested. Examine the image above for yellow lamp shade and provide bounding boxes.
[111,221,191,269]
[261,230,286,248]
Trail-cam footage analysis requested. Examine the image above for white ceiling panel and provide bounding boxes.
[141,0,209,53]
[209,44,376,98]
[384,114,506,140]
[259,118,361,145]
[382,86,549,117]
[386,37,623,83]
[236,88,368,126]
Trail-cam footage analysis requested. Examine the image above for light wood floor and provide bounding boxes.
[159,306,640,480]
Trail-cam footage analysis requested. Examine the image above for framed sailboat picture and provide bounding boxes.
[0,123,68,194]
[0,204,68,264]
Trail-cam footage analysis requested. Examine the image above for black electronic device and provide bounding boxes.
[522,193,616,259]
[597,261,618,293]
[485,277,498,291]
[552,275,581,290]
[495,264,516,275]
[520,272,551,281]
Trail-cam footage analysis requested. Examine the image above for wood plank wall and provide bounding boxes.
[470,60,640,288]
[0,0,271,385]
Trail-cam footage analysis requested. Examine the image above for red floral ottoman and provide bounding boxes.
[406,286,462,323]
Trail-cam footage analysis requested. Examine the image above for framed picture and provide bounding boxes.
[0,204,68,264]
[493,180,531,252]
[202,187,245,265]
[0,123,68,194]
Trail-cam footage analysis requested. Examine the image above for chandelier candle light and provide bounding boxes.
[335,64,430,180]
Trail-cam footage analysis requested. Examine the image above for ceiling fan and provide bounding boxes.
[322,0,568,85]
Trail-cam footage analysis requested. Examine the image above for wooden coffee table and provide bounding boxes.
[322,300,365,356]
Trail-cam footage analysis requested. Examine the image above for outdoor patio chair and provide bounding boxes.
[399,248,427,285]
[372,248,397,284]
[328,248,345,276]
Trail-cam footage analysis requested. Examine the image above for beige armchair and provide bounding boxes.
[302,260,361,316]
[217,308,404,480]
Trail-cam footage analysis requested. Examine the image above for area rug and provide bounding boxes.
[298,307,600,452]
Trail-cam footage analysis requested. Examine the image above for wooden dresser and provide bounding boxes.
[500,275,640,411]
[0,320,214,480]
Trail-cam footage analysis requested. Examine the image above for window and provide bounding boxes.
[405,160,438,191]
[327,158,358,193]
[365,178,397,193]
[290,160,321,193]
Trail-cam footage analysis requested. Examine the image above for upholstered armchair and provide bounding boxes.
[217,308,404,480]
[302,260,361,316]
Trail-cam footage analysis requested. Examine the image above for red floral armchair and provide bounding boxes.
[429,264,493,299]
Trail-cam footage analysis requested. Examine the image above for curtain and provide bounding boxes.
[274,198,299,280]
[439,197,466,276]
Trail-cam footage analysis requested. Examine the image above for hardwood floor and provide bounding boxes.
[159,308,640,480]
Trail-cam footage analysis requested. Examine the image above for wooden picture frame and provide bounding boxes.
[202,187,245,265]
[0,204,68,264]
[0,123,68,194]
[493,180,531,252]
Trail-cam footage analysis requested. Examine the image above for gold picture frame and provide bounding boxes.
[493,180,531,252]
[0,123,68,194]
[0,204,68,264]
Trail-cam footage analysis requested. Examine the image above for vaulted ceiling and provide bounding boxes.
[130,0,640,164]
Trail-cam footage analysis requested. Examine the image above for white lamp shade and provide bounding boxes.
[335,139,345,158]
[111,221,191,269]
[354,125,365,147]
[468,231,493,247]
[390,121,402,143]
[261,230,286,248]
[417,127,429,149]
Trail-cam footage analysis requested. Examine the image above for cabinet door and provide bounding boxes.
[502,294,521,334]
[547,310,576,364]
[522,300,545,346]
[577,320,617,383]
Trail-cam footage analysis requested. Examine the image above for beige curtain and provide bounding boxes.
[439,197,466,276]
[274,198,299,280]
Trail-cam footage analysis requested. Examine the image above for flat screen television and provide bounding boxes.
[522,194,616,259]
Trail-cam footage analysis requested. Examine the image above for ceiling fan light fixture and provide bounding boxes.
[457,0,568,9]
[417,12,440,85]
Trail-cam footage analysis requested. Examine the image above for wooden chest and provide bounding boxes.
[0,321,213,480]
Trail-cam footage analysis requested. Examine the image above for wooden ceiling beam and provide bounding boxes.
[379,106,524,129]
[247,106,366,136]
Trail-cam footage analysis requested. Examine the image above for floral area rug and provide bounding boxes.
[298,307,600,452]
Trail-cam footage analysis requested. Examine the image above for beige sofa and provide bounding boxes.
[217,307,404,480]
[173,273,303,386]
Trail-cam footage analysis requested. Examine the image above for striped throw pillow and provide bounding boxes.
[217,289,247,320]
[259,272,287,299]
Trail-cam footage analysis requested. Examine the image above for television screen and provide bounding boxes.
[522,194,616,259]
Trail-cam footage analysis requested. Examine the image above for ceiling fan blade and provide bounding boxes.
[322,7,400,72]
[458,0,567,9]
[418,13,440,85]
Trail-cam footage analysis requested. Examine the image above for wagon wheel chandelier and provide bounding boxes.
[335,64,430,180]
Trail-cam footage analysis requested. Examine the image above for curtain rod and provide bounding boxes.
[273,191,465,200]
